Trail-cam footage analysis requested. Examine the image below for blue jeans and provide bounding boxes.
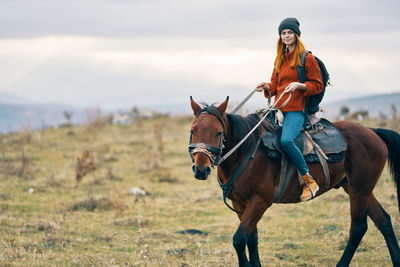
[280,111,309,175]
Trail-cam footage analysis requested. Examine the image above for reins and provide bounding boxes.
[217,90,292,165]
[231,88,271,115]
[217,150,254,214]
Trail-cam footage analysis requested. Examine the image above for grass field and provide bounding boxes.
[0,115,399,266]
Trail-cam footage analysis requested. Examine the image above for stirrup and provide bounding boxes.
[300,181,319,202]
[305,183,315,199]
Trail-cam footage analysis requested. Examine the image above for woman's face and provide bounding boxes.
[280,29,296,46]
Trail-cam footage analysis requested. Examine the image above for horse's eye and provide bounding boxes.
[190,130,195,135]
[216,132,223,137]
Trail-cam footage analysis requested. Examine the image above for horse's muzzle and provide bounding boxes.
[192,164,211,180]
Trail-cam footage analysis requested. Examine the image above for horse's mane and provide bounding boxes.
[198,103,262,157]
[226,112,263,156]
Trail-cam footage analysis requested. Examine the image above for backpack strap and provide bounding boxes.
[297,50,311,123]
[296,50,310,83]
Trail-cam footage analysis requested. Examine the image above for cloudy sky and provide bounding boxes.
[0,0,399,112]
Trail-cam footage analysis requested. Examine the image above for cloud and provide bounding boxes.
[0,36,93,89]
[0,0,399,38]
[0,31,399,112]
[0,36,272,109]
[0,1,399,112]
[90,47,275,87]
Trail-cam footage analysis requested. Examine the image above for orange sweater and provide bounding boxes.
[264,51,323,112]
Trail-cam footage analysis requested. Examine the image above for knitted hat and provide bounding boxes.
[278,17,301,37]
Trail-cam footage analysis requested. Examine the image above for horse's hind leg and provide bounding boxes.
[367,194,400,266]
[336,190,369,267]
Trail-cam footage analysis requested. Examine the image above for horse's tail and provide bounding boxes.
[372,128,400,213]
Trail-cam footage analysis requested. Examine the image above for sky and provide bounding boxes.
[0,0,399,113]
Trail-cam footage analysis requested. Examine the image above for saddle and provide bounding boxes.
[258,110,347,202]
[262,117,347,163]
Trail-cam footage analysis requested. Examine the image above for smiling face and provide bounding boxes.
[280,29,296,46]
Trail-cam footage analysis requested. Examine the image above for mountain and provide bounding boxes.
[0,92,27,104]
[0,101,85,133]
[0,92,398,133]
[321,92,400,119]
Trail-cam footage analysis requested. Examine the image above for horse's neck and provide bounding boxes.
[218,119,240,182]
[222,116,235,157]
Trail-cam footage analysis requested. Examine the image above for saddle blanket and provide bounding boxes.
[261,118,347,163]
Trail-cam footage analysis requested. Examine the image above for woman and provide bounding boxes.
[256,17,323,201]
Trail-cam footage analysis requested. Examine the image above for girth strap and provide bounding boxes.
[273,130,331,202]
[274,156,295,203]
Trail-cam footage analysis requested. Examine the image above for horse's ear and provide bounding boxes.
[190,96,201,116]
[217,96,229,116]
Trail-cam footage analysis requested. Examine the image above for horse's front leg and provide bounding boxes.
[233,195,271,267]
[247,227,261,267]
[233,224,251,267]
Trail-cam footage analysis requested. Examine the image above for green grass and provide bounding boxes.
[0,116,398,266]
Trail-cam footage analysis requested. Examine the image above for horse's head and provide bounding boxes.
[189,96,228,180]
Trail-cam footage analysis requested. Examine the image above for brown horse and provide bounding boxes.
[189,97,400,267]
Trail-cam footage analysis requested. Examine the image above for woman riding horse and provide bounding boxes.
[189,18,400,267]
[256,17,323,201]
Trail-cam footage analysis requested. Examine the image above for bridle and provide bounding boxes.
[188,108,225,167]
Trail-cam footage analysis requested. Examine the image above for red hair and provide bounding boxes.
[274,33,306,73]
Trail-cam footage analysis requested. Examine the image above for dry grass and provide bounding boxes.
[75,150,96,186]
[0,115,399,266]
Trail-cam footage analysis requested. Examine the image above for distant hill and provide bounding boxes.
[0,102,86,133]
[0,92,399,133]
[321,92,400,119]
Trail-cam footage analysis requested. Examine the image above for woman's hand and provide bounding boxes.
[284,82,305,93]
[256,82,269,92]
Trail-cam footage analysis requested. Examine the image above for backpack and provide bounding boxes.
[296,50,330,88]
[296,51,330,115]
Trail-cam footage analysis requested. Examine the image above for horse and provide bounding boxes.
[188,96,400,267]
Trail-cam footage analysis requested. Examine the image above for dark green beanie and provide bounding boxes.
[278,17,301,37]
